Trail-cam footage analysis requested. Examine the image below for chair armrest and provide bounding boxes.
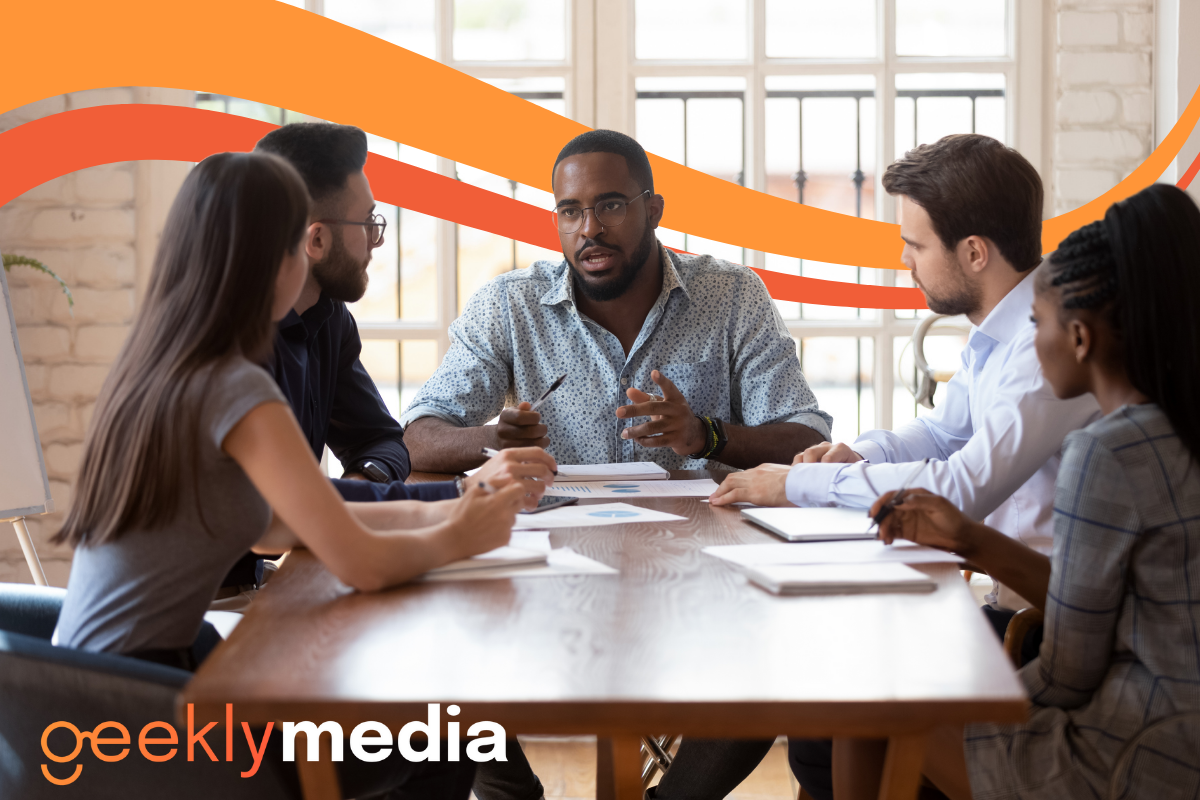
[1003,607,1044,668]
[0,582,66,639]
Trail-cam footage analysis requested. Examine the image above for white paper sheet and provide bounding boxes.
[545,479,718,498]
[465,461,670,481]
[702,539,964,568]
[426,546,547,574]
[508,529,552,552]
[421,547,618,582]
[512,502,687,529]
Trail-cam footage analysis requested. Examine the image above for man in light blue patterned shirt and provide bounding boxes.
[402,130,831,473]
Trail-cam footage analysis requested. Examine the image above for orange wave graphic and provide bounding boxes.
[0,104,926,308]
[2,0,1197,274]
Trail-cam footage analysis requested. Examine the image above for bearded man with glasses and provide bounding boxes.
[403,129,832,475]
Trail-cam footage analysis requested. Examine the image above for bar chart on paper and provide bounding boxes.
[544,479,720,498]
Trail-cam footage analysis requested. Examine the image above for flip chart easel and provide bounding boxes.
[0,265,53,586]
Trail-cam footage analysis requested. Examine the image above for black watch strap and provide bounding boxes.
[352,461,390,483]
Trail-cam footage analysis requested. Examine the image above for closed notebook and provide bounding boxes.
[465,462,670,481]
[740,507,874,542]
[746,562,937,595]
[426,546,548,575]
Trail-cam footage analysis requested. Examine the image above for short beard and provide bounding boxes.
[312,227,369,303]
[920,251,982,317]
[568,224,656,303]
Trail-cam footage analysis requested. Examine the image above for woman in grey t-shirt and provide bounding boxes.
[54,152,526,799]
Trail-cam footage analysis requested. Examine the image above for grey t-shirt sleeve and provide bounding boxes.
[206,359,289,450]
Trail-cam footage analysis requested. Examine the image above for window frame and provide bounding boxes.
[302,0,1042,435]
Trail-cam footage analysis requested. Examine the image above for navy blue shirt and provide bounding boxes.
[270,294,459,503]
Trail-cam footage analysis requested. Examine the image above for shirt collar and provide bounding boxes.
[279,293,336,340]
[540,243,688,307]
[973,267,1038,347]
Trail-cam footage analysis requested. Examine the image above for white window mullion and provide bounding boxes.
[435,0,457,360]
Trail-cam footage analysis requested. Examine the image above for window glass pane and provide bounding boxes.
[635,0,747,61]
[454,0,566,61]
[277,0,305,8]
[895,74,1006,160]
[485,77,567,117]
[764,76,876,321]
[636,78,745,262]
[360,340,400,418]
[797,337,874,441]
[324,0,436,58]
[401,340,439,414]
[765,0,875,59]
[896,0,1007,57]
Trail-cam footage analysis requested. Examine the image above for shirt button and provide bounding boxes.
[620,377,629,386]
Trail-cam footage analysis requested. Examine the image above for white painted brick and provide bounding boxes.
[80,402,96,433]
[77,245,135,287]
[48,481,72,517]
[67,88,135,110]
[1058,91,1119,124]
[1056,169,1119,201]
[0,95,67,126]
[1123,12,1153,45]
[16,325,70,360]
[1056,129,1147,161]
[56,287,134,325]
[23,364,49,396]
[43,442,83,477]
[1058,52,1150,87]
[1122,91,1153,125]
[33,402,71,433]
[75,165,135,204]
[1058,11,1118,46]
[19,175,73,204]
[48,364,111,400]
[8,286,37,324]
[0,205,36,237]
[75,325,131,362]
[28,208,135,244]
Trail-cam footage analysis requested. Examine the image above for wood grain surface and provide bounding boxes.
[184,470,1025,743]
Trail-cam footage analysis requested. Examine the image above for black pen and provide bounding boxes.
[529,374,566,412]
[870,457,931,536]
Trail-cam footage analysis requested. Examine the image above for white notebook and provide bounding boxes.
[426,546,548,575]
[741,507,874,542]
[465,461,670,481]
[746,562,937,595]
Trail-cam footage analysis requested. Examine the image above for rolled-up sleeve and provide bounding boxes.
[1022,430,1139,709]
[729,270,832,440]
[399,281,515,430]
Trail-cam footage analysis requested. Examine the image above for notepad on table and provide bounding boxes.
[464,461,670,481]
[740,507,874,542]
[426,546,548,575]
[745,562,937,595]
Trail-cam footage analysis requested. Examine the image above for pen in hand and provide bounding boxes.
[870,457,932,538]
[529,374,567,412]
[480,447,558,476]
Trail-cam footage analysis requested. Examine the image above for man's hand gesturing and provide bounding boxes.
[615,370,708,456]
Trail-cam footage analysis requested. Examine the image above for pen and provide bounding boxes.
[480,447,557,476]
[870,457,932,535]
[477,480,495,495]
[529,374,567,412]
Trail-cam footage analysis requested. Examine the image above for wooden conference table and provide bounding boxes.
[182,470,1026,800]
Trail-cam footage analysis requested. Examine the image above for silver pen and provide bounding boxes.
[869,457,932,535]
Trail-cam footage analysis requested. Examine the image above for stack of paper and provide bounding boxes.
[554,462,670,481]
[703,539,964,568]
[421,531,619,582]
[746,562,936,595]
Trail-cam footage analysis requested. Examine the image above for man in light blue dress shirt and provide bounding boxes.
[402,130,831,473]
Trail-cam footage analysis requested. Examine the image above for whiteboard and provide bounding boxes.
[0,265,52,518]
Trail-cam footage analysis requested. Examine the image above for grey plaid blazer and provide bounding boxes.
[964,403,1200,799]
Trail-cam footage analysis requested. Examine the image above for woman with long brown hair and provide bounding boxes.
[52,151,522,797]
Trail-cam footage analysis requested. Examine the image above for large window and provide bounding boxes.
[216,0,1042,447]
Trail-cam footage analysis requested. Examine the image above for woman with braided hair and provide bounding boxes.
[836,182,1200,799]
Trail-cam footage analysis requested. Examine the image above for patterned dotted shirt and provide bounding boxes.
[400,246,832,469]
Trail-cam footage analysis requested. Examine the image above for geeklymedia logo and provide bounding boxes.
[40,703,505,785]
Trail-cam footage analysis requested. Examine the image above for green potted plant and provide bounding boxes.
[2,253,74,313]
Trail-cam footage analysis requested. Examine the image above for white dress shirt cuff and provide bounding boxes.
[849,439,886,464]
[785,463,845,507]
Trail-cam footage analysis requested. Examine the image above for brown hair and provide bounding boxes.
[882,134,1043,272]
[56,152,310,547]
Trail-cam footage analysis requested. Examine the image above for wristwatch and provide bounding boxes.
[348,461,390,483]
[688,416,730,461]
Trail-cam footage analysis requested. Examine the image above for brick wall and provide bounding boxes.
[1054,0,1156,214]
[0,88,191,585]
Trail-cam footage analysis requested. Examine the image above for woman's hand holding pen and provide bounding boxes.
[441,482,528,561]
[494,401,550,450]
[468,446,557,510]
[870,488,978,557]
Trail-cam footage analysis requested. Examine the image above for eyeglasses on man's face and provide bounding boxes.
[552,190,651,235]
[316,213,387,247]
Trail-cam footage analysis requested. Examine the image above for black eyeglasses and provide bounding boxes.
[317,213,387,246]
[552,190,651,235]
